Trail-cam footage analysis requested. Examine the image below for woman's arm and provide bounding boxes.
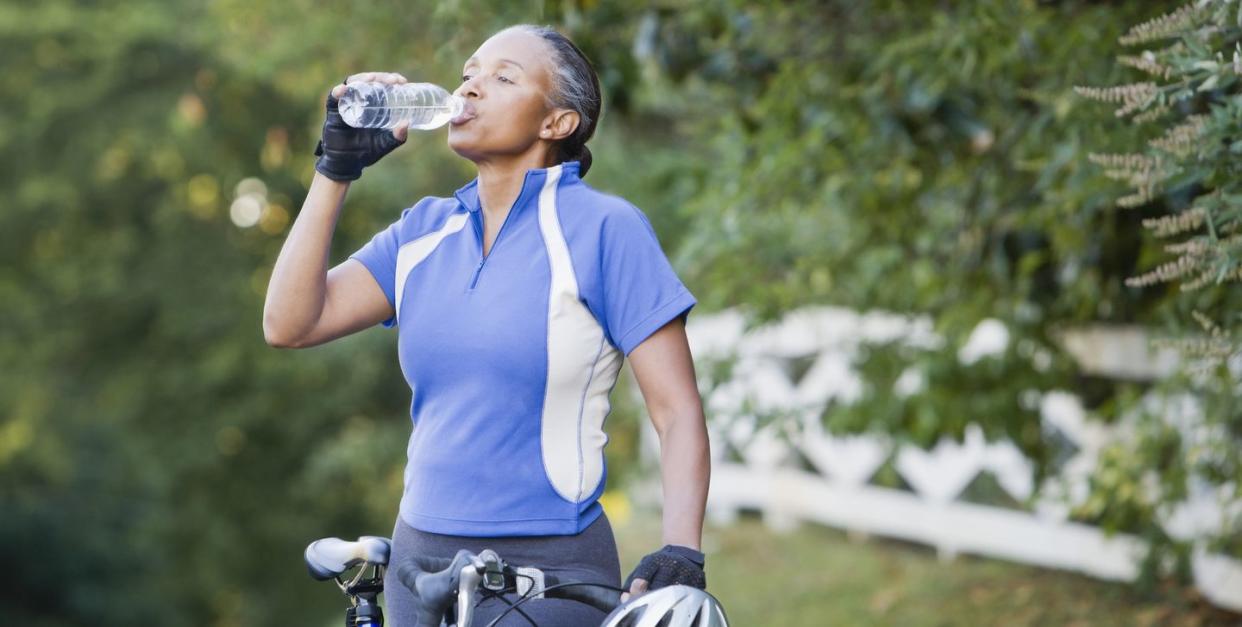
[262,172,393,348]
[263,75,409,348]
[628,316,710,550]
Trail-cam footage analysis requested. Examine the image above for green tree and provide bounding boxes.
[1074,0,1242,565]
[0,1,408,623]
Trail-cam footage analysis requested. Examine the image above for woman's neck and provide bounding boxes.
[474,149,554,216]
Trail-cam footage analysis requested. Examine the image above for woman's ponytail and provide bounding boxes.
[558,140,593,177]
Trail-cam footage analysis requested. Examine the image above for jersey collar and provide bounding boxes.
[453,160,582,213]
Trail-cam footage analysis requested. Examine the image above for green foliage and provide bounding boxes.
[1071,0,1242,576]
[824,338,1073,481]
[1077,0,1242,348]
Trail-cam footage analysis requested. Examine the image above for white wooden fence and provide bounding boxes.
[635,306,1242,611]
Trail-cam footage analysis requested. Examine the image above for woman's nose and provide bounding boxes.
[456,77,482,99]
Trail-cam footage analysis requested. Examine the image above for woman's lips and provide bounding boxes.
[450,103,476,126]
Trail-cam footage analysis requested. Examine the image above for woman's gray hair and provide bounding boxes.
[503,24,602,177]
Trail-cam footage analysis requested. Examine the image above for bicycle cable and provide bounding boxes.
[477,587,537,627]
[483,581,627,627]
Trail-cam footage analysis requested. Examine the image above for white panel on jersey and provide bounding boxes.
[394,212,470,322]
[537,165,624,503]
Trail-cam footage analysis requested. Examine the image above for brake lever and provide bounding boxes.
[456,561,484,627]
[454,549,511,626]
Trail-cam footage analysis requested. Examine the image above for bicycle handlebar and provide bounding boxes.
[304,535,391,581]
[540,571,622,613]
[395,552,467,627]
[394,550,622,627]
[308,537,720,627]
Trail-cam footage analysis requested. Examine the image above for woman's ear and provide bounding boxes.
[541,109,580,141]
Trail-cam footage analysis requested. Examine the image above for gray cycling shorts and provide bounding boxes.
[383,512,623,626]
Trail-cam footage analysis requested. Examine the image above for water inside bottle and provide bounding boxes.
[338,83,463,130]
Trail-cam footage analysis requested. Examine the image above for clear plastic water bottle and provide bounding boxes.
[337,82,465,130]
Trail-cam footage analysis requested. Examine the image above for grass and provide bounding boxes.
[610,509,1240,626]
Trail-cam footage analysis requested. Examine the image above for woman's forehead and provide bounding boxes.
[466,29,549,73]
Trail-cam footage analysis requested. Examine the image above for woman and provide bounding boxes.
[263,24,710,626]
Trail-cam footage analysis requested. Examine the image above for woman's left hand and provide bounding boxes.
[620,544,706,602]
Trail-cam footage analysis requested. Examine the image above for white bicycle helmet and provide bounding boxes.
[601,585,729,627]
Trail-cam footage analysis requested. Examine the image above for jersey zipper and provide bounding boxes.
[469,205,516,290]
[469,258,485,289]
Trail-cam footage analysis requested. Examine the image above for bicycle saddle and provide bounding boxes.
[304,535,392,581]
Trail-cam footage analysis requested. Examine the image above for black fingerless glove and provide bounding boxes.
[313,90,404,181]
[624,544,706,591]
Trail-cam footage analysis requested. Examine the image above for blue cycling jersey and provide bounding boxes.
[350,161,696,536]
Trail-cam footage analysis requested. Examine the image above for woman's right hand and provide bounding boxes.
[313,72,410,181]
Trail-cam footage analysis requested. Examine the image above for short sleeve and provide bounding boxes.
[348,208,409,329]
[601,205,696,355]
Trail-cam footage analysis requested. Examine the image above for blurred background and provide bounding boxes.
[2,0,1241,625]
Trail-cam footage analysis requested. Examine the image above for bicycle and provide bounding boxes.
[304,534,729,627]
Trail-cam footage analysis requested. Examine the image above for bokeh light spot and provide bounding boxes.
[259,203,289,235]
[187,174,219,219]
[235,177,267,198]
[230,194,263,228]
[178,93,207,126]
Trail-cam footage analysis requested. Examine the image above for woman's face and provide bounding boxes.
[447,29,574,164]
